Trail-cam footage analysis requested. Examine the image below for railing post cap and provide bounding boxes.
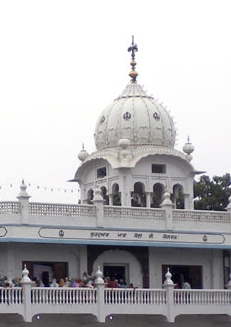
[92,188,104,203]
[21,264,32,283]
[17,180,31,199]
[160,190,173,207]
[94,266,104,285]
[164,268,174,285]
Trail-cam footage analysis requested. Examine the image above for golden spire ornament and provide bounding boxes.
[128,35,138,82]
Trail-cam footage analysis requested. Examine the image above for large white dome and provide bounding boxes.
[94,81,176,150]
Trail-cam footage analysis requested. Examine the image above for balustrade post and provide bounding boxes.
[92,188,104,227]
[160,190,173,230]
[146,191,151,207]
[163,268,175,323]
[21,265,33,322]
[17,180,31,225]
[94,266,105,323]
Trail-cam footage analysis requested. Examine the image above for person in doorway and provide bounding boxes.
[183,281,191,289]
[50,278,58,287]
[59,278,65,287]
[108,277,118,288]
[64,277,70,287]
[128,283,137,289]
[104,277,110,288]
[118,278,126,288]
[85,280,94,288]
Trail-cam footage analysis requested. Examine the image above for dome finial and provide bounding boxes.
[183,136,194,162]
[128,35,138,82]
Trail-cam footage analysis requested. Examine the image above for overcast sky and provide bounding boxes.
[0,0,230,203]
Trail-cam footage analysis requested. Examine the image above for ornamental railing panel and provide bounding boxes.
[0,202,21,214]
[174,289,231,305]
[31,287,97,304]
[29,203,96,217]
[104,206,165,221]
[0,287,23,304]
[104,288,166,305]
[173,209,230,224]
[1,286,231,323]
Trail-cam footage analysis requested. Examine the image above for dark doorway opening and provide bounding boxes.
[22,261,68,286]
[162,265,202,289]
[104,265,126,283]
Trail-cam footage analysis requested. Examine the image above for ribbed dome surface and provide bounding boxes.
[94,82,176,150]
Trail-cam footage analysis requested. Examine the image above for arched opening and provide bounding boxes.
[112,183,121,206]
[131,182,146,207]
[86,188,94,204]
[100,186,109,205]
[151,183,165,208]
[92,249,143,288]
[171,184,185,209]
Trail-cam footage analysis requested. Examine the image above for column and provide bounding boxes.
[94,266,106,323]
[163,268,175,323]
[21,265,33,322]
[17,180,31,225]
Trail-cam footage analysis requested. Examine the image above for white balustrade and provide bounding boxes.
[174,289,231,306]
[104,288,166,305]
[0,287,23,304]
[1,200,231,234]
[1,284,231,323]
[104,206,165,221]
[31,287,97,304]
[173,209,230,223]
[0,202,21,214]
[29,202,96,217]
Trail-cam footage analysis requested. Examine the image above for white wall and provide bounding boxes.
[0,243,88,281]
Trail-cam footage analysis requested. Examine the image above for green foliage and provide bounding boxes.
[194,173,231,211]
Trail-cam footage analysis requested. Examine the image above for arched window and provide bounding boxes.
[172,184,184,209]
[152,183,165,208]
[101,186,109,205]
[131,182,146,207]
[112,183,121,206]
[87,188,94,204]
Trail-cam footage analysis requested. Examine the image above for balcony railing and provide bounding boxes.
[0,200,231,233]
[1,286,231,323]
[1,267,231,323]
[0,202,21,214]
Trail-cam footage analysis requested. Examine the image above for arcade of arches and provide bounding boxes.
[86,181,185,209]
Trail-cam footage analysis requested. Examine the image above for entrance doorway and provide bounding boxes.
[22,261,68,286]
[104,264,128,285]
[162,265,202,289]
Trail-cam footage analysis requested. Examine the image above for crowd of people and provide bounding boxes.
[0,274,135,289]
[0,276,21,288]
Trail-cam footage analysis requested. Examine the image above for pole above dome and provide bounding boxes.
[128,35,138,82]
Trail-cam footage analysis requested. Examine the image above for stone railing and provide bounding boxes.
[104,287,166,305]
[1,198,231,233]
[0,287,23,304]
[1,266,231,323]
[173,209,230,224]
[0,181,231,232]
[104,206,165,220]
[0,202,21,214]
[174,289,231,305]
[31,287,97,304]
[29,202,96,217]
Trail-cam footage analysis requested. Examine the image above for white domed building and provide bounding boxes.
[75,39,196,211]
[0,39,231,327]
